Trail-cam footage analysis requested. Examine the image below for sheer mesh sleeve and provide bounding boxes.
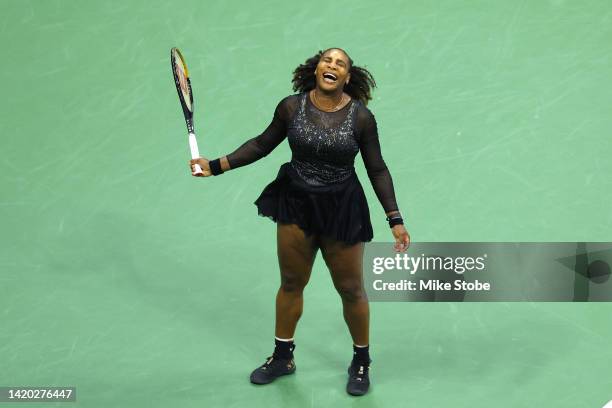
[356,106,400,214]
[225,96,297,170]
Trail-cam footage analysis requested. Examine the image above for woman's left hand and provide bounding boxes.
[391,224,410,252]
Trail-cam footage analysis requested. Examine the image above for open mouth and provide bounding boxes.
[322,72,338,83]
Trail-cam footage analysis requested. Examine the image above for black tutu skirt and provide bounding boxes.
[254,162,374,245]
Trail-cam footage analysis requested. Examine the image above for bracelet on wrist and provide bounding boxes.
[386,213,404,228]
[209,158,224,176]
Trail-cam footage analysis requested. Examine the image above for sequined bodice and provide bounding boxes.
[287,92,359,186]
[224,92,400,213]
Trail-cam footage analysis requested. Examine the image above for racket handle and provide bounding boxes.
[188,132,204,175]
[192,163,203,175]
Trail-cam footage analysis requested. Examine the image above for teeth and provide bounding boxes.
[323,72,337,80]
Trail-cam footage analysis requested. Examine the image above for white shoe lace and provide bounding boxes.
[261,356,274,370]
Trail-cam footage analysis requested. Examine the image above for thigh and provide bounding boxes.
[319,235,365,292]
[277,223,319,288]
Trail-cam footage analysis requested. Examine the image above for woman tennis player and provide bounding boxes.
[190,48,410,396]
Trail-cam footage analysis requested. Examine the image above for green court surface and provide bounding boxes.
[1,1,612,407]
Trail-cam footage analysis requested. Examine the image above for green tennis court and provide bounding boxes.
[1,1,611,406]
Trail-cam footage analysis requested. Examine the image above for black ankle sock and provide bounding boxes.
[273,339,295,359]
[353,345,371,365]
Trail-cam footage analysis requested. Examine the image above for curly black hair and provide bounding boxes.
[291,47,377,106]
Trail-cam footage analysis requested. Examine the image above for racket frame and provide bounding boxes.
[171,47,203,175]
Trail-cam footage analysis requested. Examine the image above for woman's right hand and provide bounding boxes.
[189,157,212,177]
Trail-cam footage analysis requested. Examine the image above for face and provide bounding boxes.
[314,49,351,92]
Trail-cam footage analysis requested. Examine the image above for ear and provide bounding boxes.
[346,73,351,84]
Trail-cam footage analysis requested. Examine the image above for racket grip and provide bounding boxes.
[188,132,200,158]
[188,132,204,175]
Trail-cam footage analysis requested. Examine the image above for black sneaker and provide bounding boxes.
[250,355,296,385]
[346,359,371,396]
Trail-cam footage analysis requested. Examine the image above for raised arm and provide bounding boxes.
[357,108,400,217]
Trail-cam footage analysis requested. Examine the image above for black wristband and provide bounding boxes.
[386,214,404,228]
[209,158,224,176]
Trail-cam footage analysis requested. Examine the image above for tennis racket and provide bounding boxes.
[170,47,203,175]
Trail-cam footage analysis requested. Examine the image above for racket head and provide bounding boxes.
[171,47,194,129]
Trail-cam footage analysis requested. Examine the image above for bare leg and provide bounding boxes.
[319,236,369,345]
[275,223,319,339]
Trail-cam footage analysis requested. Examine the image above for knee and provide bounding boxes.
[280,275,308,293]
[335,280,366,303]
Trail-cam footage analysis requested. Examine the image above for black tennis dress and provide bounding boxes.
[225,91,400,245]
